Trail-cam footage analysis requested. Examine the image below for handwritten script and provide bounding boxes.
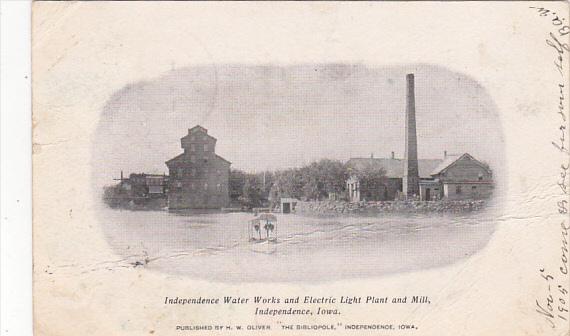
[529,6,570,330]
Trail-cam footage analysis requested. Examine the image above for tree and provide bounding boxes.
[271,168,303,200]
[298,159,348,200]
[352,162,387,201]
[229,169,248,205]
[315,159,349,195]
[239,176,263,208]
[230,169,274,207]
[233,159,352,205]
[102,184,130,208]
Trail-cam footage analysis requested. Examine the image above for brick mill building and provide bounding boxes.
[165,126,231,209]
[346,74,494,202]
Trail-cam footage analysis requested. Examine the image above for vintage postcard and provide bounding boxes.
[32,2,569,335]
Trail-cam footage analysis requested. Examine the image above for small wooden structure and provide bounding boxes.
[280,198,298,214]
[248,213,277,241]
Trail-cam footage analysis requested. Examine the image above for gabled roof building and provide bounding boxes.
[419,153,493,201]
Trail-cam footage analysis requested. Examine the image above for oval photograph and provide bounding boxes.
[93,64,505,282]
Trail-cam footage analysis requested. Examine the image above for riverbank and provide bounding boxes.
[295,199,487,215]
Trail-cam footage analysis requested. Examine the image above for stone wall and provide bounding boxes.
[295,199,487,215]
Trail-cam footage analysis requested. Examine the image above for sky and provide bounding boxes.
[92,63,504,186]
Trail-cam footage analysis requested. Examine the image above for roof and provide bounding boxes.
[165,153,231,166]
[189,125,208,134]
[215,154,232,165]
[183,125,217,141]
[430,155,460,175]
[165,153,185,166]
[346,158,442,179]
[430,153,490,176]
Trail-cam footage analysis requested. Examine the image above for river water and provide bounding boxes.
[99,207,497,282]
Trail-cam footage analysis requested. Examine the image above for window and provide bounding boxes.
[456,186,462,194]
[190,144,196,152]
[175,181,182,189]
[191,182,195,189]
[217,183,221,192]
[472,186,477,190]
[177,168,183,176]
[478,173,483,181]
[203,144,208,152]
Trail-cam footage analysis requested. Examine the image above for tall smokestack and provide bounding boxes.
[403,74,420,197]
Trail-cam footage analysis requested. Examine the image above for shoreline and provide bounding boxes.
[103,199,489,216]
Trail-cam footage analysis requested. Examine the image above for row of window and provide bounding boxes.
[189,143,210,152]
[455,185,478,194]
[174,181,225,191]
[189,135,209,141]
[187,155,209,163]
[174,167,224,177]
[441,171,486,181]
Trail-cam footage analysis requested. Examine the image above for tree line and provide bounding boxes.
[230,159,386,208]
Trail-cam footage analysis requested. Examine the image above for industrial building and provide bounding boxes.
[165,126,231,209]
[346,74,494,202]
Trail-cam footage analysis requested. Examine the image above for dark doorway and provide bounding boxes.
[282,202,291,214]
[425,188,431,201]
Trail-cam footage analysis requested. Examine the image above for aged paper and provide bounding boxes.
[33,2,569,335]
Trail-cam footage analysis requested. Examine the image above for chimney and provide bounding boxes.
[444,150,447,158]
[403,74,420,197]
[120,170,124,180]
[391,151,395,159]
